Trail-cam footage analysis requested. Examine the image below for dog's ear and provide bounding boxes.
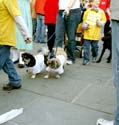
[22,53,36,67]
[28,54,36,67]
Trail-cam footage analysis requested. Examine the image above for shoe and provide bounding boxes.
[3,84,22,91]
[96,118,114,125]
[82,60,89,65]
[18,64,25,68]
[92,57,97,63]
[66,60,73,65]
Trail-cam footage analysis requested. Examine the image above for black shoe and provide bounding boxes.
[18,64,25,68]
[3,84,22,91]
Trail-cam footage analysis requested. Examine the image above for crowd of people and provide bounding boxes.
[1,0,119,125]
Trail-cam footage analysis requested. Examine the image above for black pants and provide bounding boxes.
[47,24,56,52]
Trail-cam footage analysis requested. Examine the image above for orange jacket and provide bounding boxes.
[35,0,46,15]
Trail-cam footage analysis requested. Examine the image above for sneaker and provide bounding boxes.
[3,84,22,91]
[92,57,97,63]
[96,119,114,125]
[82,60,89,65]
[66,60,73,65]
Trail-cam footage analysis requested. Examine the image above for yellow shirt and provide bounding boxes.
[0,0,21,47]
[83,8,106,40]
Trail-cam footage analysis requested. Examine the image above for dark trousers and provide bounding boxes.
[47,24,56,52]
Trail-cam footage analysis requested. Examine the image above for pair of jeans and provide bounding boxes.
[0,45,21,86]
[112,20,119,125]
[35,14,46,43]
[83,40,98,61]
[55,8,81,62]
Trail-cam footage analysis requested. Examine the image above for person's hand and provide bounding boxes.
[82,23,89,30]
[64,7,70,16]
[25,37,32,43]
[96,20,103,27]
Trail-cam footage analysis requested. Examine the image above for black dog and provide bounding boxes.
[97,21,112,63]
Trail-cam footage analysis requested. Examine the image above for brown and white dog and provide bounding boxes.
[44,47,67,79]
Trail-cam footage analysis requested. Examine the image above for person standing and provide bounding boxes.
[96,0,119,125]
[44,0,59,53]
[0,0,31,91]
[82,0,106,65]
[54,0,81,65]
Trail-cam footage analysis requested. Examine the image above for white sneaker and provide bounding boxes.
[66,60,73,65]
[96,118,114,125]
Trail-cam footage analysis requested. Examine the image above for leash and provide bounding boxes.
[47,32,55,42]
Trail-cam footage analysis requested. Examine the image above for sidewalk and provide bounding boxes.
[0,42,115,125]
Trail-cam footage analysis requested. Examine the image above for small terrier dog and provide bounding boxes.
[22,49,48,78]
[44,47,67,79]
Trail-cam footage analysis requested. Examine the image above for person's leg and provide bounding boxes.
[96,20,119,125]
[47,24,56,52]
[54,11,65,47]
[91,41,99,62]
[83,40,91,65]
[10,47,19,63]
[0,46,21,86]
[66,8,81,63]
[40,15,46,43]
[35,14,41,43]
[112,20,119,125]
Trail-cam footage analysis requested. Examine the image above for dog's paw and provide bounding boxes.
[31,74,36,79]
[55,74,60,79]
[44,75,49,79]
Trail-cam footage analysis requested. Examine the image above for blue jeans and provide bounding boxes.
[35,14,46,43]
[55,8,81,62]
[0,45,21,86]
[83,40,98,61]
[112,20,119,125]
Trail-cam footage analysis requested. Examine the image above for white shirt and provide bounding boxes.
[59,0,80,10]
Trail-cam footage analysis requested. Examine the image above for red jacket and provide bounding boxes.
[44,0,59,24]
[35,0,46,15]
[99,0,110,20]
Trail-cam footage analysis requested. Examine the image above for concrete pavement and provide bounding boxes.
[0,42,115,125]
